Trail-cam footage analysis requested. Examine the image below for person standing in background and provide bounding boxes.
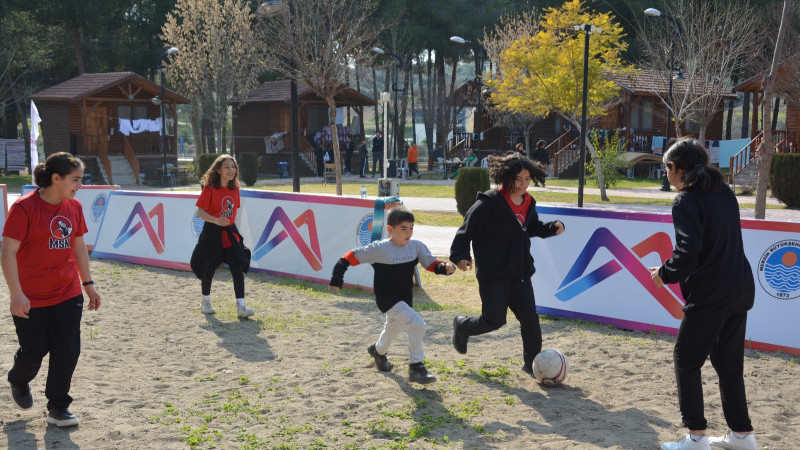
[407,141,420,179]
[344,135,355,176]
[372,132,384,178]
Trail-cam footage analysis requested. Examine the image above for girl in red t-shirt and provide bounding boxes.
[1,152,101,427]
[190,154,254,319]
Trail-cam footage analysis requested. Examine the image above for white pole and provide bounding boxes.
[381,92,390,179]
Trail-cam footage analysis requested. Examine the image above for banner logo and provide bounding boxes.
[556,227,685,319]
[221,196,235,218]
[356,214,374,246]
[49,215,73,249]
[113,202,166,254]
[252,207,322,270]
[758,239,800,300]
[90,193,108,223]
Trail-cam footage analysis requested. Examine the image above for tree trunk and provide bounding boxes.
[326,96,343,196]
[191,97,203,155]
[771,96,780,130]
[12,89,31,168]
[725,99,735,140]
[203,116,216,153]
[397,63,410,155]
[524,128,531,158]
[755,0,790,219]
[741,91,750,139]
[71,19,85,74]
[698,126,707,147]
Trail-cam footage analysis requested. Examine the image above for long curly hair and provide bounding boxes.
[488,151,546,190]
[200,154,239,189]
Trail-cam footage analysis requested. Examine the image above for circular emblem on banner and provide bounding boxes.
[191,213,205,237]
[49,215,73,240]
[356,214,374,247]
[91,193,107,223]
[757,239,800,300]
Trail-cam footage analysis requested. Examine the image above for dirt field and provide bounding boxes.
[1,259,798,449]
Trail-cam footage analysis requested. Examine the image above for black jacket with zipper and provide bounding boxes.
[450,189,562,281]
[658,184,754,315]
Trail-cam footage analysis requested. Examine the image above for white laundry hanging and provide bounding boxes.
[118,118,162,136]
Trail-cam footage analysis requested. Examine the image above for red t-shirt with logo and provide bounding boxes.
[2,191,88,307]
[500,187,532,225]
[196,185,240,247]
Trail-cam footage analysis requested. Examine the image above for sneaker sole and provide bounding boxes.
[46,416,80,427]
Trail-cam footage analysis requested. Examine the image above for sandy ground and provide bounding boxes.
[1,259,798,449]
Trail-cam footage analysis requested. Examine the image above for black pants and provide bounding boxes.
[359,156,368,177]
[408,162,419,177]
[8,295,83,410]
[316,155,324,176]
[345,152,353,173]
[460,278,542,366]
[674,311,753,432]
[372,153,383,176]
[201,246,245,298]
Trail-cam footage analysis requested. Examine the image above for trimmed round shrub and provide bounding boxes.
[239,152,260,187]
[770,153,800,208]
[454,167,490,216]
[195,153,220,178]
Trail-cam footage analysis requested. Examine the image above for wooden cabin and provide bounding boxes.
[232,80,375,174]
[31,72,189,185]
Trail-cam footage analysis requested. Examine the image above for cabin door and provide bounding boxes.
[85,107,108,156]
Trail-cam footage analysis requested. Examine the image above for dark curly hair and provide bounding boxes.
[663,138,723,192]
[488,151,546,190]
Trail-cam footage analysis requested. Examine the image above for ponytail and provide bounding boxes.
[34,152,85,188]
[663,139,722,192]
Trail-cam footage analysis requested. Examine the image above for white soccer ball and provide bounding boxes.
[532,349,568,386]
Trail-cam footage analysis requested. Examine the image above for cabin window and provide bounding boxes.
[631,98,654,131]
[117,105,149,120]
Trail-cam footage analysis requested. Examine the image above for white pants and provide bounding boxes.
[375,301,426,364]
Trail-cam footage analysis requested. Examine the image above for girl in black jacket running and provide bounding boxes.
[450,151,564,375]
[653,139,757,450]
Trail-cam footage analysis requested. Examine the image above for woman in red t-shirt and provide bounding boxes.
[1,152,101,427]
[190,154,254,319]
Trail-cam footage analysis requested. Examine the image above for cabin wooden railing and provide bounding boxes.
[122,136,140,184]
[545,131,574,162]
[728,131,763,183]
[96,141,112,185]
[552,136,580,177]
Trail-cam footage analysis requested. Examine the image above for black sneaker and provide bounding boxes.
[9,382,33,410]
[452,316,468,354]
[408,362,436,384]
[522,363,534,376]
[367,344,393,372]
[46,408,80,427]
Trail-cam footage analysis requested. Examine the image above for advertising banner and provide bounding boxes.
[532,206,800,355]
[91,190,396,288]
[22,185,119,249]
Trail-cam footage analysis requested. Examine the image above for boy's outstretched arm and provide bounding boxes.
[329,251,361,291]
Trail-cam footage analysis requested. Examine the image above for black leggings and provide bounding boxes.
[201,246,245,298]
[460,278,542,366]
[673,311,752,431]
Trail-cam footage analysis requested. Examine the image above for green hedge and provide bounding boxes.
[195,153,220,178]
[239,152,259,186]
[454,167,490,216]
[770,153,800,208]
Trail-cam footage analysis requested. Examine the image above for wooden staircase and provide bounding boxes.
[728,131,798,188]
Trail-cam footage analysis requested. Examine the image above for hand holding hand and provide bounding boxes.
[216,217,231,226]
[456,260,472,271]
[9,290,30,319]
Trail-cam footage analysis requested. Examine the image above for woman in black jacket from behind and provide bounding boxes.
[653,139,757,450]
[450,151,564,375]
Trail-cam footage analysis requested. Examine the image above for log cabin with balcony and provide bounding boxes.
[231,80,376,176]
[31,72,189,185]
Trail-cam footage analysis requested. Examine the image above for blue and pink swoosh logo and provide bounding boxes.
[556,227,685,319]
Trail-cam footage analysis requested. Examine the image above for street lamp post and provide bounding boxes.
[645,7,683,192]
[259,1,300,192]
[372,47,405,162]
[451,36,487,156]
[158,47,179,187]
[572,24,601,208]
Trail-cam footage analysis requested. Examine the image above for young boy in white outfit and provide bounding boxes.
[329,205,455,383]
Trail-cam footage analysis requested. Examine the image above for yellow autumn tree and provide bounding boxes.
[486,0,630,201]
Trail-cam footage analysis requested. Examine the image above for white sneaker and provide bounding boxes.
[709,431,757,450]
[662,434,711,450]
[201,298,216,315]
[237,305,255,319]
